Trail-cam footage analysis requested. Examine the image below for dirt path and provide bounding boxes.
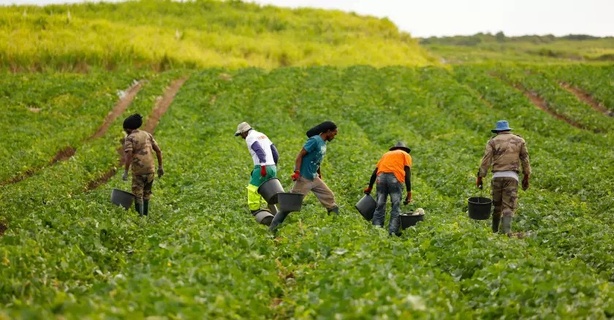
[143,77,188,134]
[85,76,189,191]
[89,81,144,140]
[559,82,613,117]
[0,81,144,187]
[513,83,586,130]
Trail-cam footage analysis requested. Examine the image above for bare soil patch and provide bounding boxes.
[560,82,613,117]
[89,81,144,140]
[143,77,188,133]
[513,83,585,130]
[51,146,77,164]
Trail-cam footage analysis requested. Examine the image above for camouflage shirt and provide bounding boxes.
[124,129,159,175]
[478,132,531,177]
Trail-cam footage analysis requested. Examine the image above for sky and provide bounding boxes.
[2,0,613,38]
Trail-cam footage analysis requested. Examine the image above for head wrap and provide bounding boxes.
[123,114,143,130]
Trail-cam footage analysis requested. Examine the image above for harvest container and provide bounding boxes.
[258,178,284,204]
[468,196,492,220]
[253,209,274,226]
[278,193,304,212]
[400,210,425,229]
[111,189,134,210]
[355,194,376,221]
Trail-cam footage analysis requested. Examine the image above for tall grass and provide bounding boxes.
[0,0,438,71]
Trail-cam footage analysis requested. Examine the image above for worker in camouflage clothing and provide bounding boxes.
[476,120,531,235]
[122,114,164,216]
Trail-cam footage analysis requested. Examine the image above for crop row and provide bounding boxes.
[0,66,612,318]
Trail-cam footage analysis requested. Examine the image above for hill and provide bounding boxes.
[0,0,438,71]
[420,32,614,64]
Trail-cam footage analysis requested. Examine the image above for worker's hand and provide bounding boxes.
[260,165,267,177]
[291,170,300,181]
[476,176,483,189]
[522,175,529,191]
[122,170,129,181]
[157,166,164,178]
[403,192,412,205]
[363,186,372,195]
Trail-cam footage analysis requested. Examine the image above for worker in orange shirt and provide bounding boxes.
[363,142,412,236]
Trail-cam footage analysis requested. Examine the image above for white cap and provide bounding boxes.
[234,122,252,136]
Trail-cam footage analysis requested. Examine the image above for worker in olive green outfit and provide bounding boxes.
[235,122,279,216]
[123,114,164,216]
[476,120,531,235]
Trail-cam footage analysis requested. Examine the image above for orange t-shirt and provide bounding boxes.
[376,149,412,183]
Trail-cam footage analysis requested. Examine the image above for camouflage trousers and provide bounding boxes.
[132,173,155,201]
[491,177,518,218]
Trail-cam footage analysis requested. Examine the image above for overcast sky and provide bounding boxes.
[2,0,613,38]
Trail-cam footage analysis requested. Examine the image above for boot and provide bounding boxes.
[492,215,501,233]
[501,216,512,235]
[135,200,144,215]
[327,206,339,215]
[143,200,149,216]
[269,211,289,233]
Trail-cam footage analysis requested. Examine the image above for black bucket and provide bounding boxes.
[355,194,376,221]
[253,209,274,226]
[258,178,284,204]
[468,196,492,220]
[110,189,134,210]
[278,193,304,212]
[400,211,424,229]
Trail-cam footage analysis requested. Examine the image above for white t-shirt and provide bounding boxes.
[245,130,275,166]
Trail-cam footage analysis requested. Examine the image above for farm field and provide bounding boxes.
[0,63,613,318]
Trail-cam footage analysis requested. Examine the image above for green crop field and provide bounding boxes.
[0,0,613,319]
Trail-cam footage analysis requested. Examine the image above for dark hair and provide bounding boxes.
[123,114,143,130]
[306,121,337,137]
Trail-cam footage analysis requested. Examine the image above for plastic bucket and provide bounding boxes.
[253,209,274,226]
[400,211,424,229]
[355,194,376,221]
[258,178,284,204]
[278,193,304,212]
[111,189,134,210]
[468,196,492,220]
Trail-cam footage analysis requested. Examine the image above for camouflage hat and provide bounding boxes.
[234,122,252,136]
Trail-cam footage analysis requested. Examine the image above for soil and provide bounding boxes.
[51,146,77,164]
[89,81,144,140]
[560,82,613,116]
[142,77,188,133]
[514,83,585,130]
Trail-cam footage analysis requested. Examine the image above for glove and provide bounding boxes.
[522,175,529,191]
[260,165,267,177]
[122,170,129,181]
[403,191,412,205]
[363,186,372,195]
[291,170,300,181]
[157,166,164,178]
[476,176,483,189]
